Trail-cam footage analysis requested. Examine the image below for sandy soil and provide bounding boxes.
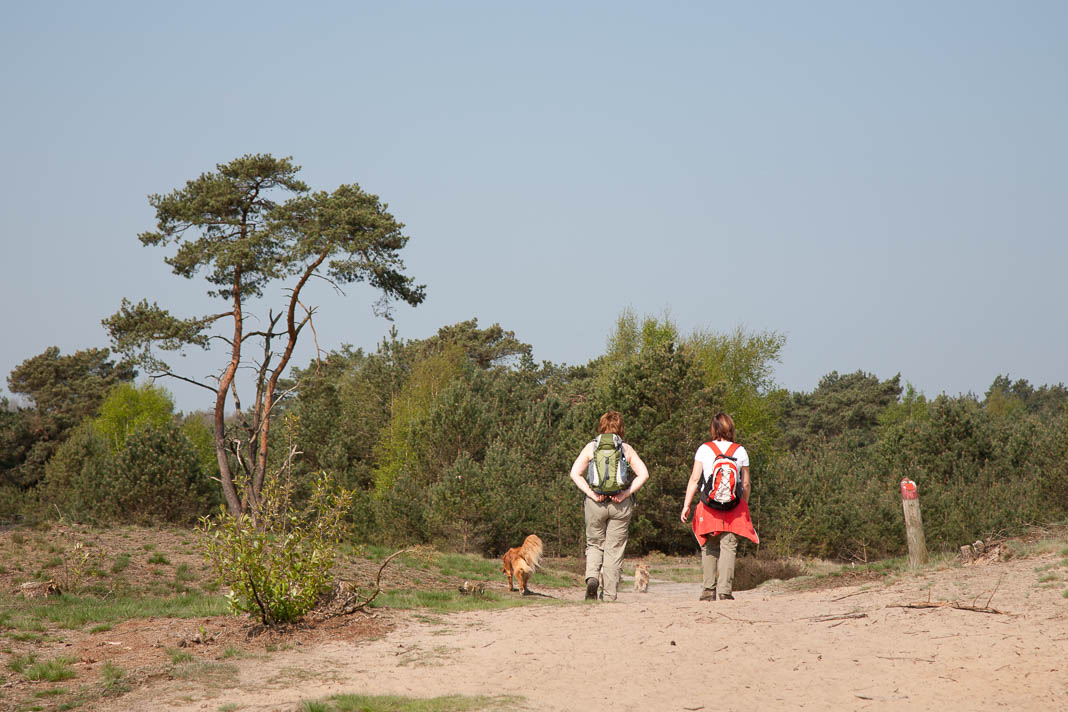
[94,553,1067,712]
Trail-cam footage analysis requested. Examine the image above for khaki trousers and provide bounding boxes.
[583,497,633,602]
[701,531,738,595]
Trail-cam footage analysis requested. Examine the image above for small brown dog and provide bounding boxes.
[501,534,543,594]
[633,563,649,593]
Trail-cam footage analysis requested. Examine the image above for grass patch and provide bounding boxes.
[89,623,112,634]
[220,646,254,660]
[147,553,170,566]
[100,661,128,695]
[170,660,238,684]
[167,648,195,664]
[8,653,37,674]
[7,631,46,642]
[433,554,502,581]
[110,553,131,574]
[302,693,522,712]
[34,687,68,697]
[10,655,78,682]
[1037,573,1059,583]
[3,592,228,629]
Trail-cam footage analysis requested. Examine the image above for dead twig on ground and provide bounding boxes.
[890,579,1007,614]
[321,548,413,618]
[887,601,1006,614]
[831,589,872,602]
[809,612,868,623]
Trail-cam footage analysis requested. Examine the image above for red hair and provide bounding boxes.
[598,411,624,439]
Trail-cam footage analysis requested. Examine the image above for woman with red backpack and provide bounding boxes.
[680,412,760,601]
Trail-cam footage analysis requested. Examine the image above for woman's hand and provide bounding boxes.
[590,492,606,503]
[680,503,691,523]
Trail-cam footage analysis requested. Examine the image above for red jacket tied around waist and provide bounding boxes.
[692,499,759,546]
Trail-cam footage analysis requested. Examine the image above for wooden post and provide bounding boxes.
[900,478,928,567]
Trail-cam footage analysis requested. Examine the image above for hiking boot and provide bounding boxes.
[585,578,599,600]
[718,593,734,600]
[699,588,716,601]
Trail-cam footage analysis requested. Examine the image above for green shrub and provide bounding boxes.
[199,470,353,625]
[39,422,110,521]
[101,422,217,524]
[93,382,174,450]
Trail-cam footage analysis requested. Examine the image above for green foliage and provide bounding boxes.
[93,382,174,449]
[7,347,135,423]
[271,308,1068,563]
[2,347,134,489]
[683,325,787,455]
[39,421,110,521]
[199,470,353,625]
[985,374,1068,418]
[101,422,216,524]
[759,392,1068,558]
[372,345,466,494]
[179,414,219,479]
[782,370,902,449]
[40,418,214,525]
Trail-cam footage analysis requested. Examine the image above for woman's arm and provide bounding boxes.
[568,442,604,502]
[680,459,703,522]
[741,465,751,502]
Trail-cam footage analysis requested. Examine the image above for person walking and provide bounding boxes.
[569,411,649,601]
[680,412,759,601]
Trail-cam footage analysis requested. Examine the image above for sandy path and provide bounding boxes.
[100,554,1067,711]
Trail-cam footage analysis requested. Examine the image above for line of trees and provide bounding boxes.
[4,314,1065,559]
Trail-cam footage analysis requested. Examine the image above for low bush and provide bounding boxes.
[199,470,353,625]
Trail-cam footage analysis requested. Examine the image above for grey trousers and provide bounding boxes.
[583,497,634,602]
[701,531,738,595]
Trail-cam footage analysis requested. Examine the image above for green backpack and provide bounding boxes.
[586,434,630,494]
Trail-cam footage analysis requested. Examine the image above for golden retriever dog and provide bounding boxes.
[633,563,649,593]
[501,534,543,594]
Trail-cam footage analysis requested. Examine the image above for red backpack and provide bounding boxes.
[699,442,742,511]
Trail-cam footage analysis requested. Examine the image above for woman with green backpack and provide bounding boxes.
[568,410,649,602]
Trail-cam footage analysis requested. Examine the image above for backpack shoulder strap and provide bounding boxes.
[705,441,723,457]
[724,442,741,458]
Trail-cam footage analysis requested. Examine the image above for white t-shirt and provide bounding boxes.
[695,440,749,477]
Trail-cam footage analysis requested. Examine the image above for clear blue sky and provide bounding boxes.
[2,1,1065,412]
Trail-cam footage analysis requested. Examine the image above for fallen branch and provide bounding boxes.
[887,601,1005,615]
[831,589,872,602]
[809,612,868,623]
[322,547,413,618]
